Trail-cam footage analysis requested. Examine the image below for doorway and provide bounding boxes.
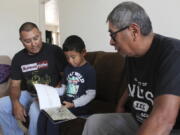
[45,0,60,45]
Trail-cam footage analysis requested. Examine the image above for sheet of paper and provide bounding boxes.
[45,106,77,121]
[34,84,61,110]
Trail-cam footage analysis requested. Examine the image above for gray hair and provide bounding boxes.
[107,1,152,35]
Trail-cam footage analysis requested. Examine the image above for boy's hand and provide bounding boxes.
[55,81,61,88]
[63,101,74,108]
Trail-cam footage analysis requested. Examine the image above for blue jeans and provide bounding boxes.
[0,91,40,135]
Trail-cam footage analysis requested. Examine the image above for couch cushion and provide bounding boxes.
[86,51,127,105]
[0,55,11,65]
[60,118,86,135]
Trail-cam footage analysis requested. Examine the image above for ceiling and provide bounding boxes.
[45,0,59,26]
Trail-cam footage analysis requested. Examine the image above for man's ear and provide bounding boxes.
[129,23,140,41]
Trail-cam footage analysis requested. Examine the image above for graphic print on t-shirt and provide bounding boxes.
[29,71,51,85]
[128,77,154,123]
[20,60,52,93]
[21,60,48,72]
[66,71,85,97]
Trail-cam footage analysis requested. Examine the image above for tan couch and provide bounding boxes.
[0,55,11,135]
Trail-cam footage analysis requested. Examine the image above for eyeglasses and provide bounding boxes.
[110,26,129,41]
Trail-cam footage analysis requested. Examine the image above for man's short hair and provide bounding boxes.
[63,35,86,53]
[19,22,39,34]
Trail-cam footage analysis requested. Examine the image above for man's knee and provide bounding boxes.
[28,101,40,123]
[0,96,12,113]
[29,101,39,113]
[86,114,108,128]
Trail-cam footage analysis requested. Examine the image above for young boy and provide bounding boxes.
[59,35,96,115]
[37,35,96,135]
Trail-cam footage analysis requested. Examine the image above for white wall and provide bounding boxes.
[59,0,180,52]
[0,0,45,58]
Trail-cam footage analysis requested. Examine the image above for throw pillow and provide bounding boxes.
[0,64,10,84]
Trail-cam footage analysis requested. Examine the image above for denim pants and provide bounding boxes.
[0,91,40,135]
[82,113,180,135]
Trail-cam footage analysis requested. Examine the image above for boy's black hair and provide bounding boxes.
[63,35,86,53]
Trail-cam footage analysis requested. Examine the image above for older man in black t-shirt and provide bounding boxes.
[82,2,180,135]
